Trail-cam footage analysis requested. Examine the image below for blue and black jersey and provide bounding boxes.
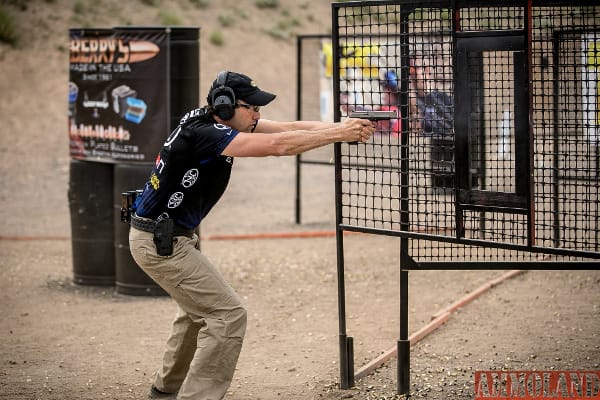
[134,107,239,229]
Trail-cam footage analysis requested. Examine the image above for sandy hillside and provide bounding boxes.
[0,0,333,238]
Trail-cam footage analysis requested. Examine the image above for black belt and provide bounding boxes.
[130,214,195,238]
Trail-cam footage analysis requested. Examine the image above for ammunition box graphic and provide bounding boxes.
[112,84,137,116]
[124,97,147,124]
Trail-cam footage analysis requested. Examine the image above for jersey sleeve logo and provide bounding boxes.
[181,169,199,188]
[150,173,160,190]
[163,126,182,147]
[167,192,184,209]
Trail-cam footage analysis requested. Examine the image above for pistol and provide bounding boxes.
[348,110,397,121]
[346,110,397,144]
[120,189,143,223]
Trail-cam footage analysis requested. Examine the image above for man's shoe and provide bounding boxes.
[148,385,177,399]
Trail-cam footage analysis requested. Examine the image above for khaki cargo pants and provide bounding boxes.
[129,227,247,400]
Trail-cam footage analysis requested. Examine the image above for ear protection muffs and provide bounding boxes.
[210,71,236,120]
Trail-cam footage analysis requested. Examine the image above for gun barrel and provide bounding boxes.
[348,110,397,120]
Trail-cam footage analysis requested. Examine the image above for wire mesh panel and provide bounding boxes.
[334,2,405,232]
[532,7,600,254]
[332,1,599,394]
[333,0,600,264]
[406,10,455,241]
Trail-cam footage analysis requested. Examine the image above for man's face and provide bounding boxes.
[216,101,261,132]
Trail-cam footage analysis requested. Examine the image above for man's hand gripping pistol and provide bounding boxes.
[348,110,397,143]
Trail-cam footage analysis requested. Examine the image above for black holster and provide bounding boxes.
[153,217,174,256]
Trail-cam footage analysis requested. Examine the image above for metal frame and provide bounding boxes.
[294,34,335,224]
[331,0,600,395]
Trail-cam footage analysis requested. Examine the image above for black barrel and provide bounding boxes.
[69,159,115,285]
[113,163,168,296]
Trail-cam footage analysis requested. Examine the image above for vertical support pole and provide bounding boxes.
[525,0,535,247]
[475,52,486,236]
[337,336,355,389]
[331,3,353,388]
[454,45,468,239]
[295,154,301,224]
[294,35,303,225]
[398,6,411,396]
[597,145,600,252]
[336,224,354,389]
[397,266,410,395]
[551,32,561,249]
[348,336,354,387]
[338,334,349,389]
[336,233,350,389]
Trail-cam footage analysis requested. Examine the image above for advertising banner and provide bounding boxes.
[68,28,169,162]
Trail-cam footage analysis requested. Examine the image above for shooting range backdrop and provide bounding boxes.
[67,26,199,295]
[327,0,600,394]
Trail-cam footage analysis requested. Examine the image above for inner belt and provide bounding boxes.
[131,214,195,238]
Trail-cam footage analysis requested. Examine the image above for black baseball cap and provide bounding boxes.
[208,71,276,106]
